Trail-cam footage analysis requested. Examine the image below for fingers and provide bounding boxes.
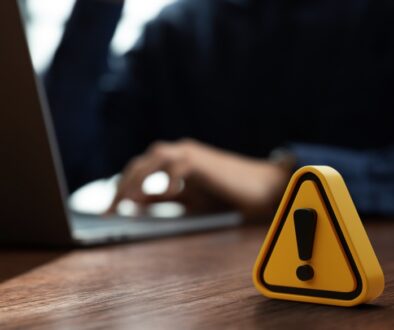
[106,140,194,214]
[106,155,167,214]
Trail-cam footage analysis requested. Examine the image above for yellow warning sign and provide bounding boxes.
[253,166,384,306]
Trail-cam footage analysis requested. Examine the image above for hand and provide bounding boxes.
[106,139,291,221]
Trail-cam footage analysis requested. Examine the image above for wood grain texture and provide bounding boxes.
[0,221,393,330]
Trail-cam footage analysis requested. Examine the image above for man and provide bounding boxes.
[46,0,394,219]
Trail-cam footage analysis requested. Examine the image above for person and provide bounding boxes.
[45,0,394,220]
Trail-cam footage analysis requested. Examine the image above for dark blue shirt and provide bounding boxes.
[45,0,394,215]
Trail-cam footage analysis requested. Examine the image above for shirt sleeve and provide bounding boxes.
[289,143,394,216]
[44,0,124,191]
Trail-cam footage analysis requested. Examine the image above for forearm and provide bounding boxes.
[289,143,394,215]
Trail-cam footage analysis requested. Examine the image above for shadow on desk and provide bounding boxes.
[252,298,389,328]
[0,250,67,283]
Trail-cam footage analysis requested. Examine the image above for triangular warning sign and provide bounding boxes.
[253,166,384,306]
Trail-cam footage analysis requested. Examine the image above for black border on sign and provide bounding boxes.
[259,172,362,300]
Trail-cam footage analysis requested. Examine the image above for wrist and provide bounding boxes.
[269,147,297,174]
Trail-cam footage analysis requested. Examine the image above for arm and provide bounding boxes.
[289,144,394,215]
[106,140,394,220]
[45,0,124,191]
[106,139,291,221]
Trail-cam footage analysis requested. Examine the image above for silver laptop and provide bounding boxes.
[0,1,242,246]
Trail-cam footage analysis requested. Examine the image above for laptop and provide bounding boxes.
[0,1,242,246]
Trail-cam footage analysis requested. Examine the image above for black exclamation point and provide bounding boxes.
[294,208,317,281]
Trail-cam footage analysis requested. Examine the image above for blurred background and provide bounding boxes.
[19,0,174,73]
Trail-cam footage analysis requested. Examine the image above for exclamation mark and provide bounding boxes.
[294,208,317,281]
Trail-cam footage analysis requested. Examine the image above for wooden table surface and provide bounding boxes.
[0,221,393,330]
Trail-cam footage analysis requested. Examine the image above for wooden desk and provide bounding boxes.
[0,221,393,330]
